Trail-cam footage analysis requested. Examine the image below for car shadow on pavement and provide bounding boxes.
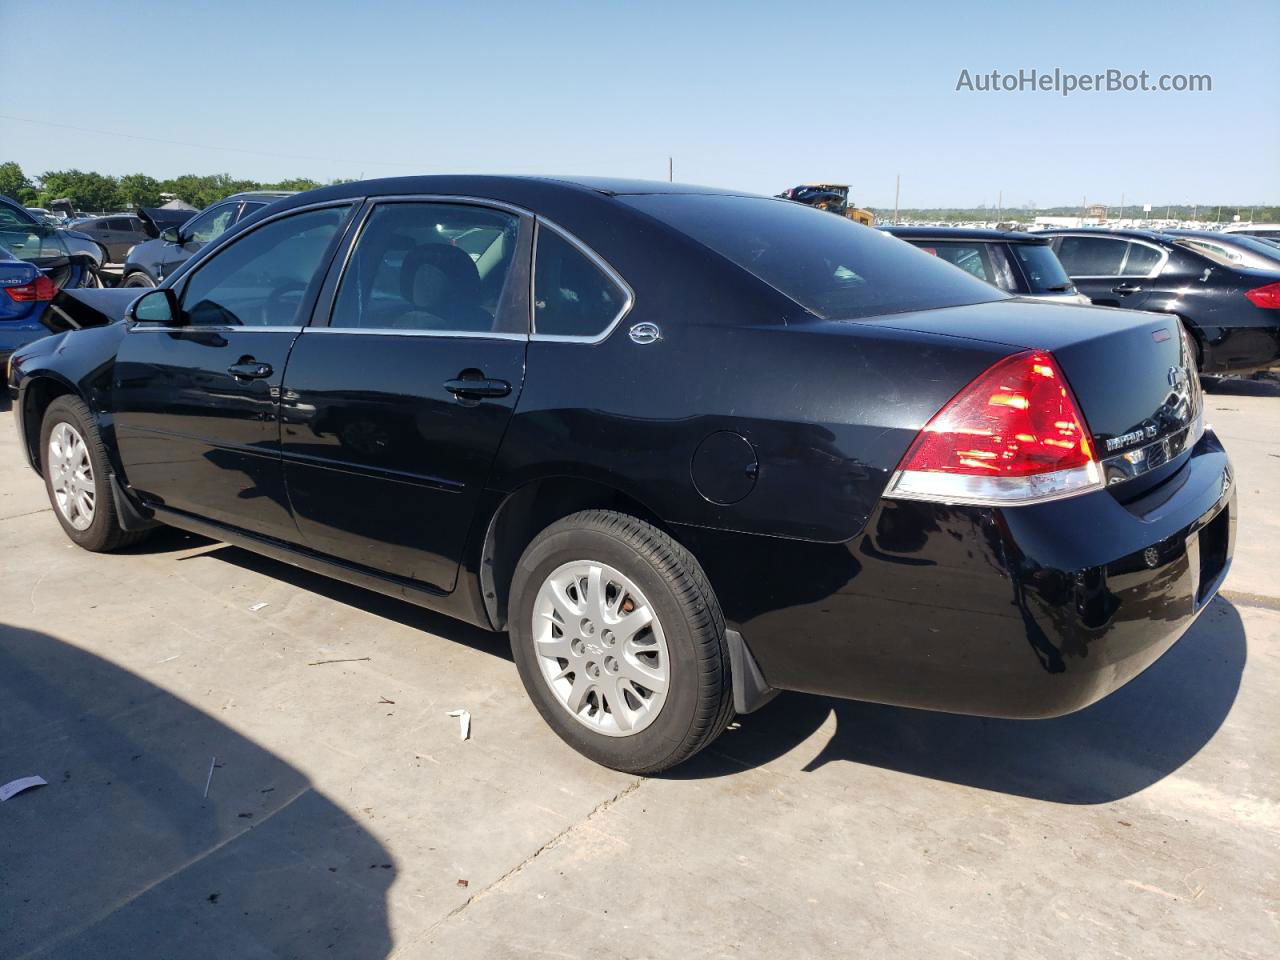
[193,542,512,661]
[0,624,394,959]
[676,598,1247,804]
[1202,375,1280,397]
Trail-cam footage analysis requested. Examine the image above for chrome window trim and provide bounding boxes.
[302,327,527,341]
[530,218,636,345]
[130,325,305,334]
[1052,233,1169,280]
[313,195,533,342]
[127,199,358,333]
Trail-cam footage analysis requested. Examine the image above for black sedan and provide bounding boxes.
[1038,228,1280,374]
[881,226,1089,304]
[8,176,1234,773]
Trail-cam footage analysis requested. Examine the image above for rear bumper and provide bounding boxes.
[687,429,1235,719]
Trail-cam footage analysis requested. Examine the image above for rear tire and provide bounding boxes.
[509,510,734,774]
[40,396,151,552]
[122,271,156,288]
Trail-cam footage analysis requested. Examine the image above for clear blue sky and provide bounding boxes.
[1,0,1276,207]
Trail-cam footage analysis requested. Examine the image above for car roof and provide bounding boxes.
[882,225,1050,244]
[1164,229,1258,243]
[1034,226,1170,243]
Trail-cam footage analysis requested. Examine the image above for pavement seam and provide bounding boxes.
[12,784,314,960]
[0,507,52,521]
[402,776,646,952]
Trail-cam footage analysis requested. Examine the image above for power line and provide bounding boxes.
[0,113,423,169]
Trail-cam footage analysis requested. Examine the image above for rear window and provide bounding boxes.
[620,194,1004,320]
[1009,242,1074,293]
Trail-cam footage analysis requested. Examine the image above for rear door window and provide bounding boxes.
[1055,236,1128,276]
[330,201,524,334]
[1009,242,1074,294]
[108,218,133,231]
[622,194,1002,320]
[1120,243,1163,276]
[533,224,631,339]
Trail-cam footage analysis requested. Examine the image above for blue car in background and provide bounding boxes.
[0,244,56,367]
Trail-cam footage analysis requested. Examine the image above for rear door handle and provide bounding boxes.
[444,377,511,399]
[1113,283,1142,294]
[227,360,273,380]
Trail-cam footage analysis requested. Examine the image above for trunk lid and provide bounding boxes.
[853,299,1201,490]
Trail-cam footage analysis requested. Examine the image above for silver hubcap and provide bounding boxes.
[533,561,670,737]
[48,422,95,530]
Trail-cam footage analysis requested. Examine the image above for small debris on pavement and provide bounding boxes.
[207,893,220,904]
[378,696,396,705]
[249,602,270,612]
[203,757,217,798]
[0,776,47,802]
[307,657,371,666]
[157,655,179,664]
[447,709,471,740]
[456,879,469,888]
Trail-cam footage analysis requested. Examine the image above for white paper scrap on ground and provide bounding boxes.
[249,602,269,612]
[447,709,471,741]
[0,776,48,802]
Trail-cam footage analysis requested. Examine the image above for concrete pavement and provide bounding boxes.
[1,381,1276,959]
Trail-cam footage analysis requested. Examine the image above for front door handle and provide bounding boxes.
[227,360,273,380]
[444,377,511,399]
[1113,283,1142,294]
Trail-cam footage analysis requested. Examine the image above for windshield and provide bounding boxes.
[1009,242,1075,293]
[621,194,1005,320]
[0,202,72,269]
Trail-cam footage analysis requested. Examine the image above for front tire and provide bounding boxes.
[509,510,734,773]
[122,271,156,288]
[40,396,150,552]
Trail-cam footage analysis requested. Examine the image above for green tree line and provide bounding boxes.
[0,161,351,212]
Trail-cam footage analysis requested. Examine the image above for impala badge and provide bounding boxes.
[629,322,662,345]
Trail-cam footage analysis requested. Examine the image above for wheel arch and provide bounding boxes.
[18,373,80,472]
[478,476,672,632]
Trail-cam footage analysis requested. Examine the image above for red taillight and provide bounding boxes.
[4,274,57,303]
[1244,281,1280,309]
[887,350,1102,506]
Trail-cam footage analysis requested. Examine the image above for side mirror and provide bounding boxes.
[128,288,181,326]
[160,226,181,244]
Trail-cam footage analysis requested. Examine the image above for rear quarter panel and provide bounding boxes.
[493,313,1013,545]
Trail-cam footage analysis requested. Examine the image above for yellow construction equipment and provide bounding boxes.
[777,184,876,225]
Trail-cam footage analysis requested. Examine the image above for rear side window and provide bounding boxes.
[621,194,1003,320]
[108,219,132,231]
[533,225,631,339]
[1009,243,1073,294]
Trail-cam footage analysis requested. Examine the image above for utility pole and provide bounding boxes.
[997,190,1002,221]
[1120,192,1125,221]
[894,174,900,224]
